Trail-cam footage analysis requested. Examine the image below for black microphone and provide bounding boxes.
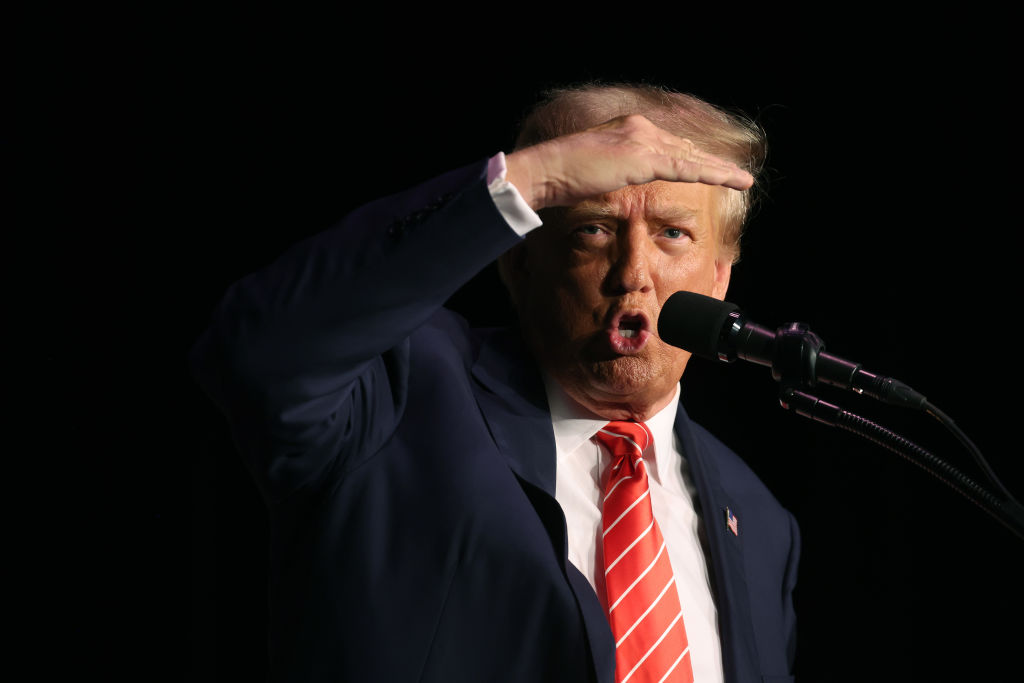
[658,291,927,410]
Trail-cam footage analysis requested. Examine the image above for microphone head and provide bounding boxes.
[658,291,739,360]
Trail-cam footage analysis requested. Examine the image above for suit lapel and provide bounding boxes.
[674,404,760,683]
[470,328,616,683]
[470,328,556,494]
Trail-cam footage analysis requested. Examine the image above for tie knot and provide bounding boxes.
[594,421,651,463]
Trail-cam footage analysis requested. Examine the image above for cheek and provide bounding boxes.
[551,280,601,332]
[562,262,607,297]
[651,339,692,383]
[524,273,594,333]
[658,252,720,296]
[524,271,608,344]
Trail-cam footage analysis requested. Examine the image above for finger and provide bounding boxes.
[647,153,753,190]
[692,160,754,190]
[656,135,754,190]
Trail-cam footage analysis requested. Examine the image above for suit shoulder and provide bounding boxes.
[412,308,476,356]
[412,309,508,375]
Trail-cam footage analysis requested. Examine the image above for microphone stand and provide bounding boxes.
[765,322,1024,541]
[779,387,1024,542]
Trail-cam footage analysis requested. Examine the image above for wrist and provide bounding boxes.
[505,146,552,211]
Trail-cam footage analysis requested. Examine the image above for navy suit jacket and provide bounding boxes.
[191,158,799,682]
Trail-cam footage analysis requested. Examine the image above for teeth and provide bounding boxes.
[619,329,637,338]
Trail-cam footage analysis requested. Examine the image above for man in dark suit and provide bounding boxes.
[191,83,799,682]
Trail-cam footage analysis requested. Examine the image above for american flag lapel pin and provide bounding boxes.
[725,507,739,536]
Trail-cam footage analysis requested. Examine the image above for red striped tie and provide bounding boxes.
[595,421,694,683]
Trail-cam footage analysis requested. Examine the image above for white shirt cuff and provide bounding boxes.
[486,152,543,237]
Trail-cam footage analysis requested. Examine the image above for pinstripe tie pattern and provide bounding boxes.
[595,421,694,683]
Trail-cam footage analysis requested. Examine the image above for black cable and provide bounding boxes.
[924,401,1019,505]
[780,388,1024,542]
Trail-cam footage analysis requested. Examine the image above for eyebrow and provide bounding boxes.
[565,201,700,223]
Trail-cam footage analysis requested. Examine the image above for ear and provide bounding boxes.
[710,255,732,301]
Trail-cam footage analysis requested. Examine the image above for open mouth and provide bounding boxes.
[607,311,651,353]
[617,316,644,338]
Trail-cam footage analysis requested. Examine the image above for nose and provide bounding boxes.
[606,225,654,295]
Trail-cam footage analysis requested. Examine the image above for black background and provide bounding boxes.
[24,6,1023,681]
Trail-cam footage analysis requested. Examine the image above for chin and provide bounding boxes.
[584,356,662,398]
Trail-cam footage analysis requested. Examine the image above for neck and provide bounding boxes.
[546,375,680,423]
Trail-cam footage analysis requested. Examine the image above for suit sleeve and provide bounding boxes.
[189,158,524,503]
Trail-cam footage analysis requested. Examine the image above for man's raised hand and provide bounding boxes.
[505,114,754,211]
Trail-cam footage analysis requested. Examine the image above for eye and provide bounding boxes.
[662,227,690,240]
[569,223,612,251]
[570,224,609,244]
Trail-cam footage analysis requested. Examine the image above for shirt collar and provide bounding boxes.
[542,373,681,484]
